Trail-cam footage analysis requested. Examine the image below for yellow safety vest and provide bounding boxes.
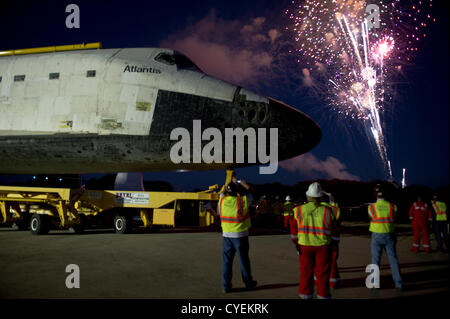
[432,201,447,221]
[283,201,294,216]
[294,202,333,246]
[368,200,396,233]
[258,200,269,214]
[273,202,283,216]
[219,195,251,233]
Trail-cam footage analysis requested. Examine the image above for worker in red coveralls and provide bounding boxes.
[409,195,433,253]
[322,192,341,288]
[284,196,299,244]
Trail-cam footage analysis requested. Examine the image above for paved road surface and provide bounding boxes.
[0,223,448,299]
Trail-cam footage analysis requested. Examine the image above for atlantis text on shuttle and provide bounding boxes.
[170,120,279,174]
[123,65,161,74]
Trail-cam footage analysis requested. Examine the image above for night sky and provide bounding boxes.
[0,0,448,191]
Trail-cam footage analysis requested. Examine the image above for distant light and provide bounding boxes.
[59,178,63,182]
[401,168,407,189]
[45,177,49,180]
[32,176,37,180]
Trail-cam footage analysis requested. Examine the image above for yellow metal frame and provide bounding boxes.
[0,42,102,57]
[0,186,79,227]
[0,169,234,231]
[78,190,219,211]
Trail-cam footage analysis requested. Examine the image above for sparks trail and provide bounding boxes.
[286,0,435,179]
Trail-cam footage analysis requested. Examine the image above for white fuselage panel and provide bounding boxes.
[0,48,240,136]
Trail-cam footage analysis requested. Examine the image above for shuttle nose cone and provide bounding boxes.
[267,98,321,161]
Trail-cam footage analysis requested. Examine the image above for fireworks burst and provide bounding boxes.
[286,0,434,179]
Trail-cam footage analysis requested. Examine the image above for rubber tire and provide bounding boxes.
[30,214,50,235]
[69,214,87,234]
[114,215,133,234]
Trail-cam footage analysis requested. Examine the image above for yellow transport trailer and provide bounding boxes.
[0,184,220,235]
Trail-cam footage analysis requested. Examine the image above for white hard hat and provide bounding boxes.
[285,195,291,201]
[306,182,323,198]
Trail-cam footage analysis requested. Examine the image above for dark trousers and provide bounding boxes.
[222,236,253,290]
[434,221,449,250]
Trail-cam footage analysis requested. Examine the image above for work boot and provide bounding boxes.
[245,280,258,290]
[222,284,232,293]
[330,278,340,289]
[411,246,419,253]
[394,286,404,298]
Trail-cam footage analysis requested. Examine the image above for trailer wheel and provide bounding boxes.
[114,215,132,234]
[30,214,50,235]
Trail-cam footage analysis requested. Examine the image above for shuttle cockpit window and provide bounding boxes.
[155,51,201,72]
[155,52,176,65]
[174,52,201,71]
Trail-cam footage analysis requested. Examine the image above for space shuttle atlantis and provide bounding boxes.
[0,43,321,174]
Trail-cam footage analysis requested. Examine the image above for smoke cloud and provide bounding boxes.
[280,153,361,181]
[160,10,284,87]
[302,68,314,87]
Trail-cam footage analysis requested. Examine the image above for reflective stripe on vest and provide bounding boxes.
[433,201,447,221]
[295,206,302,223]
[322,202,340,220]
[369,203,394,224]
[297,226,332,236]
